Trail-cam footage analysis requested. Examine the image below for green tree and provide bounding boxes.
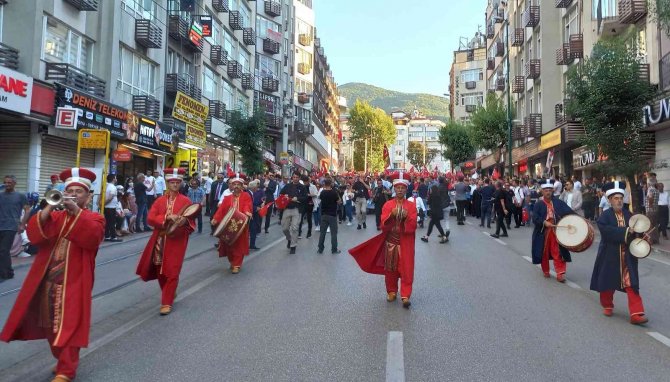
[439,121,476,166]
[469,93,509,173]
[348,100,396,171]
[406,141,439,169]
[226,109,267,176]
[650,0,670,36]
[565,35,657,211]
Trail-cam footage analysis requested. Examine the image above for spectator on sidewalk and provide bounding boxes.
[120,188,137,234]
[454,176,468,225]
[187,178,206,234]
[45,174,65,193]
[560,180,583,216]
[658,182,669,240]
[144,171,156,210]
[134,173,150,232]
[202,171,213,216]
[0,176,30,281]
[153,170,166,197]
[104,174,122,242]
[581,177,597,221]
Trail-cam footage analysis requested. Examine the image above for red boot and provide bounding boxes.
[556,273,566,283]
[630,314,649,325]
[603,308,613,317]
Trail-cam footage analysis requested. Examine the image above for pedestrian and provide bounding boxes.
[559,180,583,215]
[512,178,526,228]
[645,179,660,244]
[421,185,448,243]
[532,179,576,282]
[144,170,156,210]
[313,182,322,232]
[298,175,317,239]
[134,173,150,232]
[349,172,417,308]
[0,175,30,281]
[202,171,213,216]
[454,176,468,225]
[249,180,264,250]
[472,180,482,219]
[581,177,597,221]
[658,183,669,240]
[136,168,195,315]
[344,184,355,225]
[480,178,494,228]
[352,175,370,229]
[490,181,509,238]
[408,190,426,228]
[263,173,277,233]
[187,178,205,234]
[279,172,309,254]
[212,174,253,273]
[45,174,65,193]
[372,178,390,230]
[527,179,539,226]
[1,168,105,382]
[553,174,563,197]
[104,174,123,242]
[154,170,166,197]
[504,182,514,229]
[590,181,648,325]
[209,173,227,233]
[317,178,341,254]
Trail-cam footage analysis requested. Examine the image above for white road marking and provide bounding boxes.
[494,238,507,246]
[647,332,670,348]
[523,256,532,262]
[523,256,581,289]
[466,221,473,226]
[386,331,405,382]
[647,255,670,267]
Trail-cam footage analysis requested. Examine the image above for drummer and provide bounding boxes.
[590,181,648,325]
[531,179,576,282]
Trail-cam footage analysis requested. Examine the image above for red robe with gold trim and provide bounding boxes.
[349,199,417,279]
[136,193,195,281]
[0,209,105,348]
[213,192,252,260]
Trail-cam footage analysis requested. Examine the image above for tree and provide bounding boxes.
[348,100,396,171]
[650,0,670,36]
[439,121,476,166]
[565,35,657,211]
[226,109,267,176]
[406,141,439,169]
[469,93,509,173]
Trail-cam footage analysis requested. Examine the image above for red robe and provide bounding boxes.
[349,198,417,279]
[213,192,252,265]
[1,209,105,348]
[136,193,195,281]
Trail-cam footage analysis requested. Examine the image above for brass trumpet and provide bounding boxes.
[45,189,76,206]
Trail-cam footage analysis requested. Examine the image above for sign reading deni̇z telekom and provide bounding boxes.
[0,66,33,115]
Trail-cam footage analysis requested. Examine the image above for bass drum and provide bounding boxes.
[214,207,249,246]
[555,215,594,252]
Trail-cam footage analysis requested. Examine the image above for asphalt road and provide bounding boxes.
[2,213,670,381]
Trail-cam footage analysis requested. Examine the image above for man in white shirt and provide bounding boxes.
[203,171,214,216]
[553,175,563,197]
[599,194,610,215]
[572,176,582,191]
[104,174,122,242]
[153,170,166,196]
[144,172,156,209]
[512,179,525,228]
[658,182,669,239]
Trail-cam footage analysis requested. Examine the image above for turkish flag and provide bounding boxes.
[258,202,272,218]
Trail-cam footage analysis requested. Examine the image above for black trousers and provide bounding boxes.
[104,208,118,239]
[659,205,669,238]
[0,230,16,279]
[426,217,445,237]
[318,215,339,252]
[505,206,512,227]
[583,201,596,220]
[456,200,466,223]
[374,206,383,228]
[264,203,274,232]
[299,204,314,236]
[495,211,508,235]
[513,204,523,227]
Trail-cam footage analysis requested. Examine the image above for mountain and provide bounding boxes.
[337,82,450,122]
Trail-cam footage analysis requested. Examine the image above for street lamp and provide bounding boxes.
[498,0,514,177]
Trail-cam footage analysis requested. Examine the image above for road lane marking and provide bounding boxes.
[494,238,507,246]
[523,256,581,289]
[648,255,670,267]
[480,230,507,245]
[523,256,532,262]
[386,331,405,382]
[466,221,473,226]
[647,332,670,348]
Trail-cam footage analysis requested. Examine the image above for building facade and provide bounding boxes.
[449,37,487,125]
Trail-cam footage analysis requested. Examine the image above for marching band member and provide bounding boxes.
[212,173,252,274]
[531,178,576,282]
[349,172,417,308]
[590,181,648,325]
[1,168,105,382]
[136,168,195,316]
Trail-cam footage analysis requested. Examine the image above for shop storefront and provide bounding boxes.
[292,154,313,174]
[644,95,670,185]
[539,128,564,177]
[572,145,607,180]
[203,107,236,175]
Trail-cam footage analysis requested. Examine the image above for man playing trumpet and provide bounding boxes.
[136,168,195,316]
[591,181,648,325]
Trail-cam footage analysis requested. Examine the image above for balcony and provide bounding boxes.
[465,81,477,90]
[299,33,312,46]
[619,0,647,24]
[661,52,670,91]
[209,100,226,119]
[524,114,542,137]
[569,34,584,60]
[135,19,162,49]
[262,77,279,93]
[227,60,243,79]
[512,122,526,140]
[264,0,281,17]
[210,45,228,66]
[243,28,256,45]
[523,4,540,28]
[45,63,106,98]
[241,73,254,90]
[0,43,19,70]
[495,41,505,57]
[190,84,202,100]
[132,95,160,120]
[487,57,495,71]
[467,50,475,62]
[512,76,525,93]
[556,43,570,65]
[495,77,506,91]
[639,63,650,84]
[168,14,202,52]
[263,38,280,54]
[297,62,311,75]
[298,93,310,104]
[295,120,314,136]
[511,28,524,47]
[229,11,243,30]
[266,114,282,129]
[486,24,494,39]
[555,0,574,7]
[212,0,230,12]
[494,8,504,23]
[63,0,98,11]
[526,59,540,79]
[465,105,477,113]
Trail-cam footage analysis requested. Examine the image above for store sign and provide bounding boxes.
[186,124,206,149]
[55,85,127,139]
[55,107,78,129]
[189,19,204,49]
[200,16,212,37]
[263,150,276,162]
[462,161,475,170]
[173,91,209,127]
[79,129,108,149]
[293,154,313,171]
[540,128,562,150]
[643,96,670,127]
[279,151,289,165]
[0,66,33,115]
[112,149,132,162]
[572,146,607,169]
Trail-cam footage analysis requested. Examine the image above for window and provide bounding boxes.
[296,48,312,67]
[121,0,159,21]
[222,80,234,109]
[255,54,280,78]
[460,69,482,82]
[223,29,235,59]
[239,48,251,72]
[237,90,249,115]
[255,91,279,115]
[296,19,312,38]
[167,49,194,77]
[42,17,93,71]
[460,92,484,106]
[256,16,280,39]
[295,78,313,94]
[593,0,618,19]
[206,12,221,46]
[202,66,218,100]
[117,46,157,106]
[239,4,251,28]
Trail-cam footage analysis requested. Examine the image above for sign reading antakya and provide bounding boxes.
[0,66,33,115]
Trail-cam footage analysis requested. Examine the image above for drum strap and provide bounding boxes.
[615,212,631,288]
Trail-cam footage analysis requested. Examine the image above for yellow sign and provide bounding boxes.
[173,92,209,127]
[279,151,289,165]
[78,129,109,149]
[186,123,206,149]
[165,148,198,175]
[540,128,562,150]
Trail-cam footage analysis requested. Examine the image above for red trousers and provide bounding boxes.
[600,287,645,316]
[228,252,244,267]
[158,274,179,306]
[385,270,412,299]
[47,333,80,380]
[542,230,566,275]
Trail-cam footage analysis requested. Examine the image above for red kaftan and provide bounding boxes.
[1,209,105,348]
[213,192,252,267]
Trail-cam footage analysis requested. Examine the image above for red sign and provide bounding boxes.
[112,149,132,162]
[55,108,77,129]
[463,161,475,169]
[518,162,528,173]
[31,82,55,116]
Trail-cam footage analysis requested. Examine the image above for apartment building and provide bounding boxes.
[449,35,487,125]
[389,111,447,171]
[313,33,340,173]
